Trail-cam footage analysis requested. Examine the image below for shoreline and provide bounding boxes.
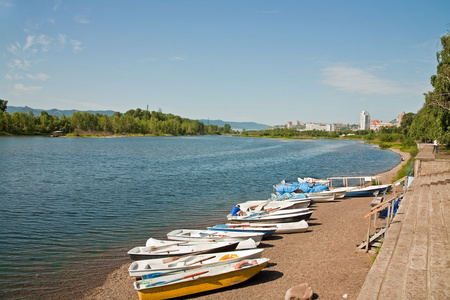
[83,148,409,300]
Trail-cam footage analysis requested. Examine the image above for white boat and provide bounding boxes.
[304,190,336,202]
[127,238,242,261]
[206,224,277,238]
[238,198,311,212]
[128,248,264,278]
[226,220,309,234]
[227,208,313,224]
[344,184,392,197]
[298,177,330,185]
[133,258,270,300]
[166,229,264,245]
[328,186,357,198]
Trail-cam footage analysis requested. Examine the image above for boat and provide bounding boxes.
[344,184,392,197]
[298,177,330,185]
[226,220,309,234]
[127,238,242,261]
[237,197,311,212]
[206,224,277,238]
[227,208,313,224]
[304,190,336,202]
[328,186,357,198]
[128,248,264,279]
[133,258,270,300]
[274,181,329,194]
[166,229,264,245]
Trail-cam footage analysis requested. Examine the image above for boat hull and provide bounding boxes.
[166,229,263,245]
[226,220,309,234]
[345,185,392,197]
[129,249,264,278]
[227,211,312,224]
[135,259,268,300]
[128,242,239,261]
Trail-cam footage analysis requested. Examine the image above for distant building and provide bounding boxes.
[360,111,370,130]
[286,121,293,128]
[305,122,333,131]
[397,112,405,127]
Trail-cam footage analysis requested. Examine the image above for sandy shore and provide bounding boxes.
[83,148,409,300]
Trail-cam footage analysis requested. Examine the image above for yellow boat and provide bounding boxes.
[134,258,269,300]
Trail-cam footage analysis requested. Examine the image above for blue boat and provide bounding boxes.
[345,184,392,197]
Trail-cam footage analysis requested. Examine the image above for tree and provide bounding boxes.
[410,34,450,143]
[429,34,450,111]
[0,99,7,112]
[400,112,415,135]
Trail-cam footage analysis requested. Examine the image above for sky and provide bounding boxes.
[1,0,449,126]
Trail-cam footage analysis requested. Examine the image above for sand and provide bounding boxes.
[83,148,409,300]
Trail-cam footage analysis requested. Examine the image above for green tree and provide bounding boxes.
[400,112,415,135]
[0,99,7,112]
[410,34,450,143]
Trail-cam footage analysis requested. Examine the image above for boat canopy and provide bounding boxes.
[275,182,328,194]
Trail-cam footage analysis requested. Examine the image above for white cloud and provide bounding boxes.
[70,39,84,53]
[169,55,187,61]
[74,15,90,24]
[322,64,410,95]
[27,73,50,81]
[23,34,52,52]
[5,73,23,80]
[7,58,31,70]
[12,83,43,95]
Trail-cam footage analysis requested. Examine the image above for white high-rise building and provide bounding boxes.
[360,111,370,130]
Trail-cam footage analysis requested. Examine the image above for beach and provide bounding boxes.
[83,148,409,300]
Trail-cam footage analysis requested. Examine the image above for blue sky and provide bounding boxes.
[1,0,449,126]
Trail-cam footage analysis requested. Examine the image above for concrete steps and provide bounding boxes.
[357,172,450,299]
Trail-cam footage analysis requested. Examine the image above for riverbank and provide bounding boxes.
[82,148,409,300]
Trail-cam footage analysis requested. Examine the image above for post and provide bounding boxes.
[366,216,371,252]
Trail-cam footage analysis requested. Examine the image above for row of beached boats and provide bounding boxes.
[126,176,392,299]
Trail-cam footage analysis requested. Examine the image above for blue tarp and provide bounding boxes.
[275,182,328,194]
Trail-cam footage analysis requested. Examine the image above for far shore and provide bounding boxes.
[82,147,409,300]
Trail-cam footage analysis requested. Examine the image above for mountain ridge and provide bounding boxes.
[5,106,270,131]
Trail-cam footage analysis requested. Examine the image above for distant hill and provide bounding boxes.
[6,106,117,118]
[5,106,270,130]
[199,119,270,131]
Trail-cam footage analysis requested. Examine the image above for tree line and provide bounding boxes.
[0,104,233,136]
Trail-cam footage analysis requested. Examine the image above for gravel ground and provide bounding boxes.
[84,148,409,300]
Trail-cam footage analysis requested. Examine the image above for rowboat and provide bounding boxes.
[227,208,313,224]
[344,184,392,197]
[206,224,277,238]
[128,248,264,279]
[305,190,336,202]
[226,220,309,234]
[134,258,270,300]
[328,186,357,198]
[238,198,311,212]
[166,229,264,245]
[127,238,241,261]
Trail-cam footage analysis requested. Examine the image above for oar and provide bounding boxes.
[143,241,189,252]
[185,255,216,266]
[249,199,272,210]
[141,265,202,279]
[143,270,209,288]
[244,207,279,219]
[152,249,180,254]
[162,250,206,264]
